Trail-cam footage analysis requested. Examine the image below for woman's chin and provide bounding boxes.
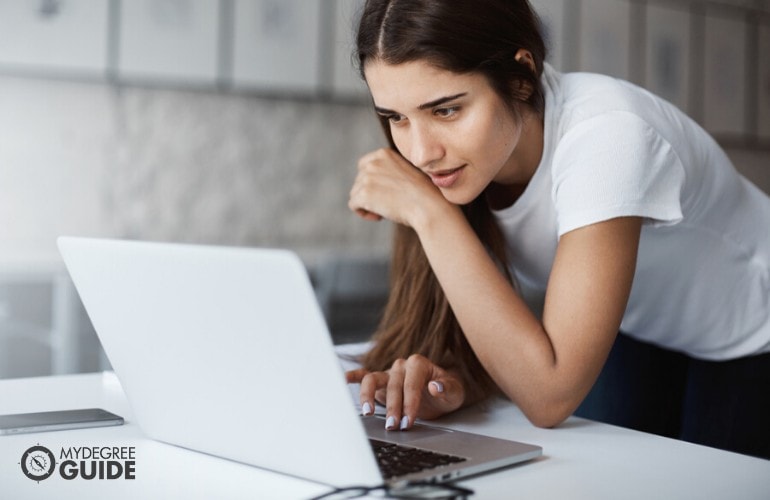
[440,186,482,207]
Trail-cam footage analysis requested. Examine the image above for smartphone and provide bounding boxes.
[0,408,124,435]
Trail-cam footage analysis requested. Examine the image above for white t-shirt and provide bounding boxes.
[494,64,770,361]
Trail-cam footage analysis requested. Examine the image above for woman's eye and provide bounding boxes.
[386,113,405,124]
[434,106,459,118]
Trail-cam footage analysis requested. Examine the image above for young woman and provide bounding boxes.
[344,0,770,459]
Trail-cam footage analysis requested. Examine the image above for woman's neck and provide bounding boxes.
[488,112,544,210]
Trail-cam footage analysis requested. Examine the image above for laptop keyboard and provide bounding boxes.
[369,439,467,479]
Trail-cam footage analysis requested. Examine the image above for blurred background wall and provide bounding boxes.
[0,0,769,378]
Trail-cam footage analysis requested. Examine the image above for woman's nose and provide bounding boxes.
[407,125,445,169]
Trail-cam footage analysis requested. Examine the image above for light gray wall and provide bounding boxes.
[107,83,391,258]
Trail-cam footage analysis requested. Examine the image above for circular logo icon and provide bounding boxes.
[20,445,56,482]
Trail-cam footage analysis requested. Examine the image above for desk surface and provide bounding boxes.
[1,371,768,500]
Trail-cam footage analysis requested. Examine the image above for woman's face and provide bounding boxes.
[364,59,538,206]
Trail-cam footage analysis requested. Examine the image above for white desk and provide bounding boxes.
[1,371,769,500]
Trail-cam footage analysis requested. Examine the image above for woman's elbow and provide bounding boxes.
[529,412,568,429]
[520,399,577,429]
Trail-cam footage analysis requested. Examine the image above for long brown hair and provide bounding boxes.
[356,0,547,400]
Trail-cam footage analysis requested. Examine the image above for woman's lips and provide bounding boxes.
[428,166,465,188]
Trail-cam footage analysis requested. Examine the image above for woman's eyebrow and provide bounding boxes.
[374,92,468,115]
[374,105,397,115]
[417,92,467,110]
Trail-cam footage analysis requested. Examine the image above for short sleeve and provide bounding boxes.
[551,112,685,236]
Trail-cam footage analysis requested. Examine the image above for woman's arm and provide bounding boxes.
[349,147,642,428]
[413,201,641,427]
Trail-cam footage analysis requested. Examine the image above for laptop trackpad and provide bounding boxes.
[362,416,451,444]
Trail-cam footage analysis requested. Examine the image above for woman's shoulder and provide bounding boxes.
[546,69,704,156]
[556,71,665,122]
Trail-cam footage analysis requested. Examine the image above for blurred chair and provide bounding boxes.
[0,268,104,379]
[0,275,54,378]
[312,255,390,345]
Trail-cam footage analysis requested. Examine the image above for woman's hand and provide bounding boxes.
[349,148,449,227]
[346,354,466,430]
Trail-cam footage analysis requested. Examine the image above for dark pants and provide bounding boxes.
[574,332,770,460]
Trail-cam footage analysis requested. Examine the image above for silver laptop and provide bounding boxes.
[57,236,541,488]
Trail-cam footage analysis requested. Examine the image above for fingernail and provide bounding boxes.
[385,416,396,430]
[362,402,373,416]
[430,381,445,393]
[400,415,409,430]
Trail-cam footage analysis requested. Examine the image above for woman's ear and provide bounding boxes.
[512,49,536,102]
[514,49,536,74]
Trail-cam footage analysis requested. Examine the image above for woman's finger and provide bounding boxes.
[345,368,369,384]
[359,371,389,417]
[423,374,466,417]
[385,359,407,430]
[400,355,434,430]
[348,147,443,227]
[355,208,383,221]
